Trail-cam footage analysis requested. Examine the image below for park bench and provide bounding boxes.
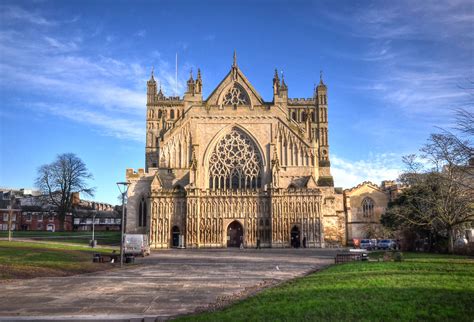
[93,253,119,263]
[335,252,368,264]
[92,253,135,264]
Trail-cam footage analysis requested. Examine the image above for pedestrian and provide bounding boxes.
[240,235,244,249]
[256,238,261,249]
[303,236,307,248]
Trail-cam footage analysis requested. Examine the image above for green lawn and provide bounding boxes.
[176,252,474,322]
[0,241,118,279]
[0,231,121,246]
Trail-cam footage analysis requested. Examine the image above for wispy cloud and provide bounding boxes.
[331,153,403,189]
[203,34,216,41]
[33,103,144,142]
[323,1,472,120]
[135,29,146,37]
[0,5,56,26]
[43,36,79,52]
[0,6,188,142]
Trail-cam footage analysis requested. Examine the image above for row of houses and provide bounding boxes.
[0,189,121,232]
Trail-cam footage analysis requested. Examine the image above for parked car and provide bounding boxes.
[377,239,396,250]
[124,234,150,257]
[360,239,377,250]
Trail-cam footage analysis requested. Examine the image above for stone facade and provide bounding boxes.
[125,53,345,248]
[344,180,400,242]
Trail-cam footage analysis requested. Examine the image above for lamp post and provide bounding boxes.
[8,191,15,242]
[116,181,130,267]
[91,210,97,248]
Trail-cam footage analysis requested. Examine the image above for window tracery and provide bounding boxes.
[362,197,374,217]
[222,83,250,106]
[209,128,262,190]
[138,197,147,227]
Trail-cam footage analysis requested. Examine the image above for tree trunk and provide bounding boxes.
[447,228,454,254]
[58,211,66,231]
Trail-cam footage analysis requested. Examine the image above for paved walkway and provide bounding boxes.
[0,248,339,321]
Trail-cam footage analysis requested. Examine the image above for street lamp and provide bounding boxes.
[8,191,15,242]
[116,181,130,267]
[91,210,97,248]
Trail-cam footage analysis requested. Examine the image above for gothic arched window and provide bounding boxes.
[362,197,374,217]
[170,109,175,119]
[138,197,147,227]
[209,128,262,190]
[222,83,250,106]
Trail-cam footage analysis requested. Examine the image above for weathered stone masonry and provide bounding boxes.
[125,53,346,249]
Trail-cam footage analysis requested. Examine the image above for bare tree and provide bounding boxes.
[35,153,94,231]
[385,130,473,253]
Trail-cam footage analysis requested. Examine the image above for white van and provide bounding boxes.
[124,234,150,257]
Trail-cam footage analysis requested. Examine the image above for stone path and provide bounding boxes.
[0,248,338,321]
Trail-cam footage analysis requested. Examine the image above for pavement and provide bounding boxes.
[0,248,341,321]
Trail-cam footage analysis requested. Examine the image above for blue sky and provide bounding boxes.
[0,0,472,204]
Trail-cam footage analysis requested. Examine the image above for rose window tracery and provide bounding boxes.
[222,83,250,106]
[209,128,262,189]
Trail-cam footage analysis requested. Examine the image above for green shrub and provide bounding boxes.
[393,251,403,262]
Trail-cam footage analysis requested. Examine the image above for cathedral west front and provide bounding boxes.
[125,53,346,249]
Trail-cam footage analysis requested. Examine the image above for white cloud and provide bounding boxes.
[0,5,56,26]
[331,153,403,189]
[43,36,79,52]
[0,17,188,142]
[135,29,146,37]
[203,34,216,41]
[322,1,472,120]
[33,103,145,142]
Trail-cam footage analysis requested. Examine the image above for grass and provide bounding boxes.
[176,252,474,322]
[0,240,118,280]
[0,231,121,246]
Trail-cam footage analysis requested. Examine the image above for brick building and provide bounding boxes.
[71,193,121,231]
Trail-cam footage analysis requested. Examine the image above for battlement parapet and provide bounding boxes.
[126,168,147,179]
[288,98,315,105]
[156,95,182,102]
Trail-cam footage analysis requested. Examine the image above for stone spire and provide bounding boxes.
[195,68,202,94]
[186,68,195,94]
[147,66,157,104]
[273,68,280,97]
[318,70,326,88]
[280,71,288,91]
[231,50,239,80]
[148,66,156,84]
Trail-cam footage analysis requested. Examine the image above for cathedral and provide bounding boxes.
[125,53,346,249]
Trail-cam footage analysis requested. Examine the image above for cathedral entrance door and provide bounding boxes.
[227,221,243,247]
[291,226,301,248]
[172,226,180,247]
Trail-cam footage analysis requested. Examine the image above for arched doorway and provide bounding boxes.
[227,221,243,247]
[291,226,300,248]
[172,226,180,247]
